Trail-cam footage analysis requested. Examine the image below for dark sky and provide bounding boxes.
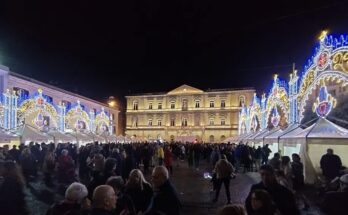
[0,1,348,103]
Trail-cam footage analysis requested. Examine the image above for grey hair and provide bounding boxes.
[65,182,88,203]
[154,166,169,180]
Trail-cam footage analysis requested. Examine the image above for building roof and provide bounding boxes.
[167,84,204,95]
[9,72,112,108]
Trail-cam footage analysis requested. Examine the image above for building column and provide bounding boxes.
[58,102,66,132]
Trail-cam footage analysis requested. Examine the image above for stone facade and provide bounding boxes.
[126,85,254,142]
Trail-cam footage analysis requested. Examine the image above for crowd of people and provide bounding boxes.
[0,141,347,215]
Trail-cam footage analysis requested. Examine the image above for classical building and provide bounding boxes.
[125,85,254,142]
[0,65,121,137]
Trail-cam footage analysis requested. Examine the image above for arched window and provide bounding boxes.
[209,135,215,143]
[133,101,138,110]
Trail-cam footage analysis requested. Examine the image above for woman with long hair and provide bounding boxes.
[125,169,153,213]
[0,160,30,215]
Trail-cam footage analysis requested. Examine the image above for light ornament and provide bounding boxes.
[312,80,337,117]
[271,108,280,127]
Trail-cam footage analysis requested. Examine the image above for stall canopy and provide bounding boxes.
[46,129,76,143]
[246,129,269,142]
[12,124,54,143]
[254,128,280,143]
[175,135,196,143]
[264,123,301,144]
[280,117,348,184]
[66,131,93,144]
[86,132,107,143]
[0,128,18,143]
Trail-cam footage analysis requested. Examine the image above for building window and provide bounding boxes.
[148,119,153,126]
[195,100,200,108]
[210,101,215,108]
[62,100,72,110]
[149,103,153,109]
[42,94,53,104]
[158,120,162,126]
[158,103,162,109]
[182,99,188,110]
[14,87,29,101]
[170,119,175,126]
[171,102,175,109]
[221,118,225,125]
[239,96,245,107]
[209,118,214,126]
[221,100,225,108]
[133,101,138,110]
[111,113,115,120]
[133,117,138,127]
[182,118,188,126]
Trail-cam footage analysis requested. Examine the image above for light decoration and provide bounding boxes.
[271,107,280,127]
[265,74,289,126]
[249,93,261,132]
[65,100,90,131]
[298,33,348,121]
[312,80,337,117]
[95,107,110,135]
[17,89,58,130]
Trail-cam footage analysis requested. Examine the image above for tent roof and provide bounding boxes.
[264,124,301,143]
[246,129,269,141]
[46,130,76,143]
[13,124,54,143]
[286,117,348,139]
[67,131,93,143]
[254,128,280,142]
[0,129,18,143]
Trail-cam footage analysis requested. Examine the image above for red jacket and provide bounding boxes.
[164,149,173,167]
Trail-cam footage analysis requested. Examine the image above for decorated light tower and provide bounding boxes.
[260,93,267,130]
[289,68,299,123]
[312,80,337,118]
[89,107,96,133]
[3,89,18,129]
[10,90,18,129]
[58,102,66,132]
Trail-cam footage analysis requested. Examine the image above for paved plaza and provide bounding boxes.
[25,160,325,215]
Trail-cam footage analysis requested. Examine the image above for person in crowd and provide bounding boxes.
[218,204,246,215]
[249,189,279,215]
[245,165,299,215]
[43,147,56,187]
[141,144,152,175]
[157,145,164,166]
[20,147,37,184]
[321,173,348,215]
[145,166,181,215]
[122,149,135,180]
[88,153,105,179]
[261,144,272,165]
[320,148,342,181]
[125,169,153,213]
[291,153,309,210]
[0,160,30,215]
[106,176,136,215]
[57,149,75,184]
[212,154,235,204]
[254,146,262,171]
[164,145,174,175]
[9,145,21,162]
[193,144,201,170]
[275,170,293,192]
[280,156,293,189]
[90,185,117,215]
[268,153,280,170]
[46,182,90,215]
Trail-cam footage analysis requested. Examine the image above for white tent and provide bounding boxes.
[46,129,77,144]
[280,117,348,184]
[264,124,303,157]
[86,132,107,143]
[254,128,280,157]
[12,124,54,143]
[0,128,19,145]
[246,129,269,146]
[66,131,93,145]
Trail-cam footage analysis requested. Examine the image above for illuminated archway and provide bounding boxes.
[65,101,90,131]
[298,35,348,121]
[17,89,59,130]
[95,108,110,135]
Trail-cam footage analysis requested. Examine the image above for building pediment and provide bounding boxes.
[167,84,204,95]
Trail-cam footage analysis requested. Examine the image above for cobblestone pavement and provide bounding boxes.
[25,160,324,215]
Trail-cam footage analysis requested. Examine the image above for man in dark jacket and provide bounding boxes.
[322,174,348,215]
[145,166,181,215]
[245,165,299,215]
[320,148,342,181]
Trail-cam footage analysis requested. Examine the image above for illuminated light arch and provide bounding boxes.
[249,93,262,132]
[17,89,59,130]
[298,34,348,121]
[95,108,110,134]
[265,75,289,127]
[65,100,90,131]
[238,105,249,134]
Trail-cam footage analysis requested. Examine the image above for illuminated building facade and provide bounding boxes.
[0,65,121,136]
[126,85,254,142]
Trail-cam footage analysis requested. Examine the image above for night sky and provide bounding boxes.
[0,1,348,104]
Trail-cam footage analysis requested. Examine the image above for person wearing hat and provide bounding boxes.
[322,173,348,215]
